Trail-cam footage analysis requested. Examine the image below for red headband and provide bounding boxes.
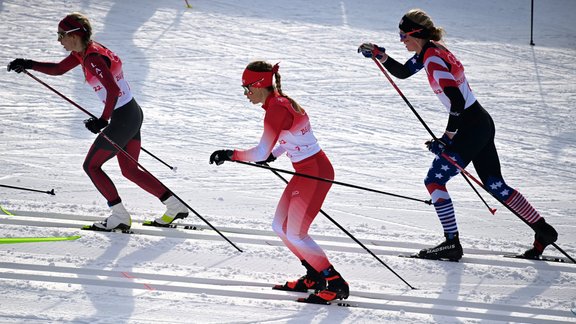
[242,63,279,88]
[58,15,87,37]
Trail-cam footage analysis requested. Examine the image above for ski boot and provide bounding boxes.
[91,202,132,231]
[417,232,463,261]
[148,195,189,227]
[274,260,326,292]
[522,218,558,259]
[299,265,349,304]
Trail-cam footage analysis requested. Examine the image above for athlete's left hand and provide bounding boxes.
[426,134,452,156]
[255,153,276,165]
[357,43,386,59]
[209,150,234,166]
[84,117,109,134]
[7,58,33,73]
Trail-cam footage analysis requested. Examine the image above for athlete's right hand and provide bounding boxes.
[426,134,453,156]
[209,150,233,166]
[84,117,109,134]
[7,58,33,73]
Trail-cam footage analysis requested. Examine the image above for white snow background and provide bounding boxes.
[1,0,575,323]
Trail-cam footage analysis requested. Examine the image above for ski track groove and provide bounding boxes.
[2,211,575,272]
[0,261,572,324]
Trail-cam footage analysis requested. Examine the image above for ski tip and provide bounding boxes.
[503,254,569,263]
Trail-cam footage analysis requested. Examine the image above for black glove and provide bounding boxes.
[255,153,276,165]
[425,133,453,156]
[84,117,109,134]
[209,149,233,166]
[7,58,33,73]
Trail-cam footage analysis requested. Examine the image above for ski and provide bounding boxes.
[142,220,200,230]
[81,224,133,234]
[0,235,81,244]
[0,205,14,215]
[398,253,460,262]
[272,285,308,292]
[503,254,571,263]
[296,297,357,307]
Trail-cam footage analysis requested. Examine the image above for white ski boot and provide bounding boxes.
[92,202,132,231]
[150,195,189,227]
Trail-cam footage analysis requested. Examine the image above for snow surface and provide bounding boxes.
[1,0,576,323]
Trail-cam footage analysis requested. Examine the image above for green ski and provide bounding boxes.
[0,235,81,244]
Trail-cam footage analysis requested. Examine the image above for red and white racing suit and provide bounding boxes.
[32,41,168,205]
[233,92,334,272]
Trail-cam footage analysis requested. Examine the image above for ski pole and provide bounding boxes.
[0,183,55,195]
[94,131,243,253]
[22,71,176,172]
[264,163,416,289]
[371,57,496,215]
[233,160,431,205]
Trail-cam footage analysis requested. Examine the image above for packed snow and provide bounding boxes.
[1,0,575,323]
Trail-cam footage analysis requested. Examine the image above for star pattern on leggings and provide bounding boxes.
[490,181,503,190]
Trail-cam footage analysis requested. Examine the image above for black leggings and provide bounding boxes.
[425,101,512,201]
[83,99,167,205]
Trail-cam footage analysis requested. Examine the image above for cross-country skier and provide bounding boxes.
[209,61,349,303]
[7,12,188,230]
[358,8,558,261]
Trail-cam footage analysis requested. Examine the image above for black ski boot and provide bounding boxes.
[522,218,558,259]
[417,232,463,261]
[273,260,326,292]
[299,265,349,304]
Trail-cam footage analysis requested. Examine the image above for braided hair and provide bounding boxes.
[245,61,304,114]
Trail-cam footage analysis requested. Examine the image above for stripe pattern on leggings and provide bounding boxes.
[434,199,458,234]
[505,190,541,224]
